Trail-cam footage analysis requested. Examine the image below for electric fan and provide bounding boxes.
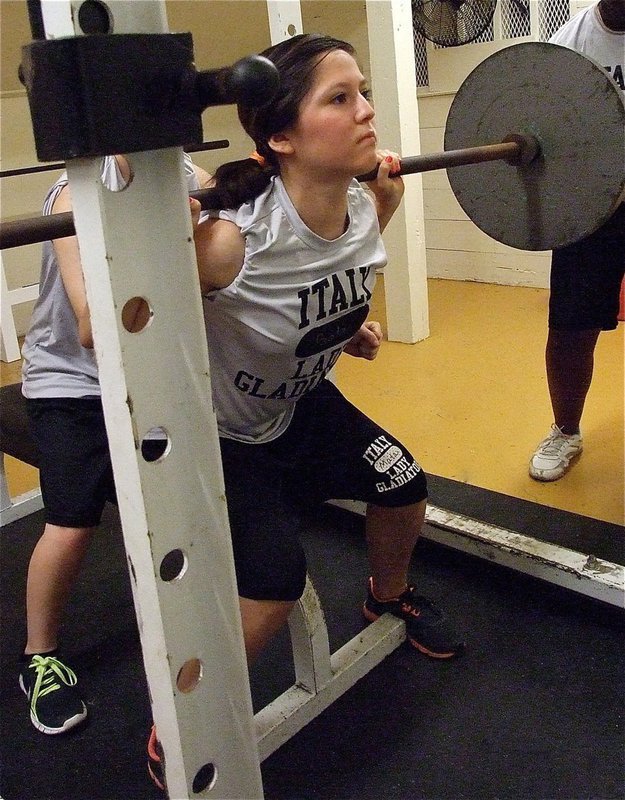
[412,0,497,47]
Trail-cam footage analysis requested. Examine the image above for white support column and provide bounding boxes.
[39,2,262,798]
[287,577,334,692]
[0,476,43,525]
[255,579,406,761]
[266,0,303,43]
[530,0,541,40]
[0,267,39,362]
[0,254,21,362]
[366,0,429,343]
[492,0,503,40]
[39,0,74,37]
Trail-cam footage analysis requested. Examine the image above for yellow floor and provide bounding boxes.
[3,279,624,525]
[335,277,624,526]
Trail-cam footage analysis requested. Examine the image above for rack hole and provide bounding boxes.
[121,297,152,333]
[78,0,113,34]
[159,549,187,582]
[141,428,169,462]
[193,763,217,794]
[100,156,133,192]
[176,658,203,694]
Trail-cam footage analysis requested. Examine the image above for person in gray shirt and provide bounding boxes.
[19,154,211,736]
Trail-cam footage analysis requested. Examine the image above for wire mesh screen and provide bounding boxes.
[413,27,430,86]
[501,0,531,38]
[469,19,494,42]
[413,0,575,85]
[538,0,571,40]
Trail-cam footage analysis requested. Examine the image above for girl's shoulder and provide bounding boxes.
[212,177,279,231]
[347,178,378,216]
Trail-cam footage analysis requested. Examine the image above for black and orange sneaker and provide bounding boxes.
[147,724,166,792]
[363,577,465,659]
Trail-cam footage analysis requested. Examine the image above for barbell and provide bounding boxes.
[1,42,623,253]
[357,42,625,251]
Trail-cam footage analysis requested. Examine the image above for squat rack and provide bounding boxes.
[3,1,623,798]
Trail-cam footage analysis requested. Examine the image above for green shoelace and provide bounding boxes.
[26,655,78,707]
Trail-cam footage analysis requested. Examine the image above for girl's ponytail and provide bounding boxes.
[201,156,275,210]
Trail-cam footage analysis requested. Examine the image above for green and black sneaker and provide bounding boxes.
[19,654,88,734]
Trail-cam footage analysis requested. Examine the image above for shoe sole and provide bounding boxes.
[529,447,583,482]
[148,761,167,792]
[407,636,463,659]
[363,606,463,659]
[19,675,88,735]
[148,726,167,792]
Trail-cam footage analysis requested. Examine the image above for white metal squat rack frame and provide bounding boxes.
[28,2,421,797]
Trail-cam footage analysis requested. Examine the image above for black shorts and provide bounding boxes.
[549,203,625,331]
[27,382,427,601]
[26,397,117,528]
[220,379,427,602]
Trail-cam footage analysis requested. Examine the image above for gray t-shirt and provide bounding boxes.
[203,176,387,443]
[549,2,624,93]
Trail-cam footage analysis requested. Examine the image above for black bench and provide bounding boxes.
[0,383,40,467]
[0,383,42,524]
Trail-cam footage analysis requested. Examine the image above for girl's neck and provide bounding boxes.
[280,171,351,240]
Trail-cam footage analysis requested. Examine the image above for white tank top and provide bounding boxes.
[203,176,387,443]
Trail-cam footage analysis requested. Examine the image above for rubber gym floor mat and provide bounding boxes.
[1,502,623,800]
[427,473,625,566]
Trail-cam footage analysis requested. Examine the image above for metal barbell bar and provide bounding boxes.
[356,135,539,182]
[0,137,536,251]
[2,43,624,253]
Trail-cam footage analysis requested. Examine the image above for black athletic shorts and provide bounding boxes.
[27,382,427,601]
[549,202,625,331]
[220,379,428,602]
[26,396,117,528]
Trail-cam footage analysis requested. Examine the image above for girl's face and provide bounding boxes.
[274,49,377,178]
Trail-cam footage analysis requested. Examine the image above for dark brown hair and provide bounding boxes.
[203,33,355,210]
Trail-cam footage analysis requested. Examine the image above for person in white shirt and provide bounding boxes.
[529,0,625,481]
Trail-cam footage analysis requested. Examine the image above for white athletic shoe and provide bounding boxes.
[529,424,583,482]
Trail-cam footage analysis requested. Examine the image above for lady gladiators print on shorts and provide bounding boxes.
[362,435,423,494]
